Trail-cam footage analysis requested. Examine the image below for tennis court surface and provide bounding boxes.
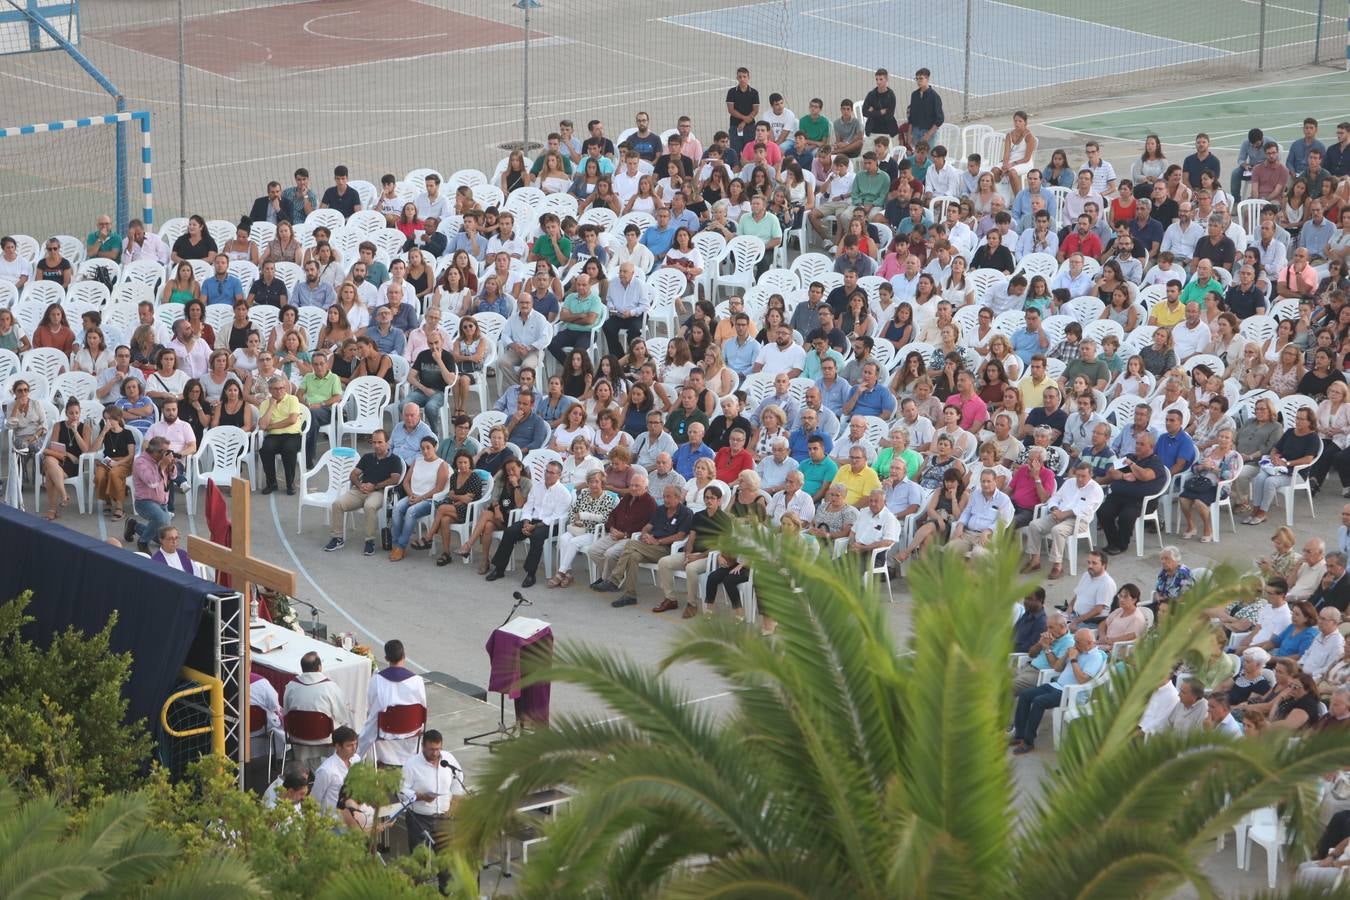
[1045,70,1350,150]
[664,0,1335,97]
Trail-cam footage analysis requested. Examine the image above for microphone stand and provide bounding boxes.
[465,592,533,750]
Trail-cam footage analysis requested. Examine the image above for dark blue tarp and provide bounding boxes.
[0,504,212,730]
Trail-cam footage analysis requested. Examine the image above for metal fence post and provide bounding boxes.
[962,0,972,121]
[1258,0,1267,70]
[1313,0,1324,63]
[177,0,187,216]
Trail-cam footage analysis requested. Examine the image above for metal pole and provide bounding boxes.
[961,0,972,122]
[522,2,530,149]
[177,0,187,215]
[1258,0,1267,70]
[1313,0,1324,63]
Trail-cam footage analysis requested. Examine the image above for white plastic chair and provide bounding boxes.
[710,235,764,303]
[21,347,69,382]
[1273,435,1319,527]
[297,448,358,533]
[1132,469,1172,558]
[330,376,391,448]
[1241,806,1288,890]
[184,425,250,515]
[33,425,88,514]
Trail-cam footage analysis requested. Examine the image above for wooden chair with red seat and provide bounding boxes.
[374,703,427,765]
[283,708,335,767]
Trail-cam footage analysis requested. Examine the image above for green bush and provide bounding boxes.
[0,591,153,804]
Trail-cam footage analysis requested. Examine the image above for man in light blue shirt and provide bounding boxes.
[639,207,678,262]
[1110,404,1158,459]
[788,408,833,461]
[388,403,437,465]
[1011,168,1057,223]
[672,421,715,479]
[506,391,551,451]
[365,306,406,356]
[1011,305,1049,367]
[668,192,701,234]
[499,296,551,386]
[947,469,1013,558]
[815,357,850,416]
[1155,409,1197,477]
[292,260,336,309]
[722,313,760,378]
[1012,627,1107,752]
[201,255,245,306]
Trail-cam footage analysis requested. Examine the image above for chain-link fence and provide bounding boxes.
[0,0,1342,237]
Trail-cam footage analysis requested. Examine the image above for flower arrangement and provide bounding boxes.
[256,588,303,633]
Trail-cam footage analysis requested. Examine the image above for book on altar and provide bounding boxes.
[499,616,549,638]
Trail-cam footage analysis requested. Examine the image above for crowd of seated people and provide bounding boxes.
[2,67,1350,612]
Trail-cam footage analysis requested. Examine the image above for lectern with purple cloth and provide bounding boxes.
[466,616,553,747]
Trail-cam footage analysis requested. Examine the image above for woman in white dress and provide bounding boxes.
[993,110,1037,195]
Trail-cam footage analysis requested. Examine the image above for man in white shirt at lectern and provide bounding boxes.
[399,729,466,860]
[358,639,427,765]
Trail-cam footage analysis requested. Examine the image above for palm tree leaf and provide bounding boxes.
[134,852,266,900]
[891,534,1022,896]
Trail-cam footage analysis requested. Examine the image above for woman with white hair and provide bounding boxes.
[548,469,620,589]
[1150,546,1193,611]
[1222,646,1274,709]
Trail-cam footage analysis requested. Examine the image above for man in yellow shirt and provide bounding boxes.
[1016,355,1053,409]
[832,446,882,506]
[258,374,306,494]
[1148,280,1187,327]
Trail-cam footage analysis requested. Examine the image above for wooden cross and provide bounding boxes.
[187,477,296,765]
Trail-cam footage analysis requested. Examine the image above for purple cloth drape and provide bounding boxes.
[484,625,553,726]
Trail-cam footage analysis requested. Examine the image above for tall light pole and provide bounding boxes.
[515,0,541,151]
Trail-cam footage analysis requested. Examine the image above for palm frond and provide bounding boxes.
[134,852,266,900]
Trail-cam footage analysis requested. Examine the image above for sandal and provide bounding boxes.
[546,574,564,588]
[435,553,454,567]
[559,572,573,588]
[43,509,57,521]
[409,539,433,551]
[111,510,123,520]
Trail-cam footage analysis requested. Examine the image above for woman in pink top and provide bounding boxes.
[1096,583,1149,652]
[1007,446,1055,527]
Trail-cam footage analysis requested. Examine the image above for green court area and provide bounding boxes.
[1018,0,1334,54]
[1044,70,1350,150]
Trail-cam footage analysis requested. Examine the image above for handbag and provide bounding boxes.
[1184,474,1213,493]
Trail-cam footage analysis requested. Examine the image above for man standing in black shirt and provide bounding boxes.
[862,68,898,138]
[906,68,943,148]
[726,66,759,154]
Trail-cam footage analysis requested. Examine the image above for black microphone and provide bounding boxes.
[440,758,461,773]
[512,591,533,606]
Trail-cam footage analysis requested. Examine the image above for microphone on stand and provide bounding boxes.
[511,591,533,606]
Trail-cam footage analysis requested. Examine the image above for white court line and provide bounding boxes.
[980,0,1229,58]
[1232,0,1327,17]
[266,493,430,673]
[0,67,710,116]
[800,11,1044,71]
[267,36,571,79]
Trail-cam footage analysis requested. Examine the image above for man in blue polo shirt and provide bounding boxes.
[721,312,760,379]
[201,255,245,306]
[672,421,715,478]
[639,207,678,263]
[1154,409,1197,478]
[842,361,895,420]
[787,407,834,461]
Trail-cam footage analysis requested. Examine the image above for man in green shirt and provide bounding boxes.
[547,271,602,364]
[529,212,573,269]
[298,350,343,465]
[795,97,831,170]
[1179,258,1222,305]
[1061,339,1111,392]
[737,195,782,275]
[529,133,575,175]
[86,214,122,262]
[850,151,891,224]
